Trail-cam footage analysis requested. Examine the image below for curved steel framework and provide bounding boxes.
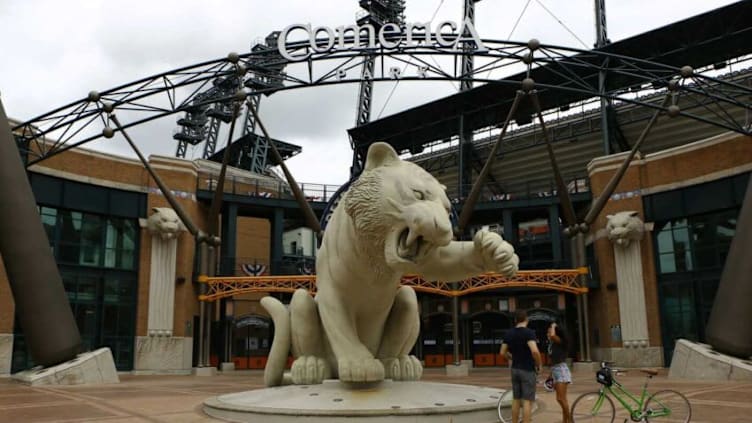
[13,35,752,169]
[198,268,589,301]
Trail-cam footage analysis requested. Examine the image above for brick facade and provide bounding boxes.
[587,132,752,354]
[0,143,273,371]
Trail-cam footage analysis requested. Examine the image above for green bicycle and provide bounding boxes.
[571,361,691,422]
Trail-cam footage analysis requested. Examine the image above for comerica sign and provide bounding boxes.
[277,18,488,61]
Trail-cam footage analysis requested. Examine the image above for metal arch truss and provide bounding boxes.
[13,36,752,167]
[197,268,589,302]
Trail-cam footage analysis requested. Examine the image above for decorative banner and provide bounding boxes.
[242,263,267,276]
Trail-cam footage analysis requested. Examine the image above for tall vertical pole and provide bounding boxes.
[205,245,216,366]
[460,0,477,93]
[0,97,82,367]
[457,0,480,201]
[198,243,209,367]
[594,0,611,155]
[452,294,461,365]
[572,237,586,360]
[451,0,481,367]
[349,0,405,175]
[576,233,591,361]
[350,56,376,177]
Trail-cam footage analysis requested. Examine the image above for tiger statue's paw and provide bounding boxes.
[337,357,385,383]
[381,355,423,381]
[291,356,330,385]
[474,229,519,278]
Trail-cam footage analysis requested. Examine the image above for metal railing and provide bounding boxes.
[198,171,589,206]
[448,174,590,204]
[199,268,590,301]
[198,172,341,203]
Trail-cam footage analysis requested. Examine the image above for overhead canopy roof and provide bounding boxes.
[348,1,752,152]
[209,133,301,168]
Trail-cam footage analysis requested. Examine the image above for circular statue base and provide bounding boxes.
[203,380,508,422]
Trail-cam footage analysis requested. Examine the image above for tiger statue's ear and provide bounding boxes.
[364,142,400,171]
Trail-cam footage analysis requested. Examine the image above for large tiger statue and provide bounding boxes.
[261,142,519,386]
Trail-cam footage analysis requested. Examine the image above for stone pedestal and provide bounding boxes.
[220,362,236,372]
[669,339,752,381]
[133,336,192,374]
[572,361,600,373]
[0,334,12,376]
[445,362,470,376]
[592,347,664,368]
[193,366,218,377]
[12,348,119,386]
[204,380,512,423]
[460,359,474,369]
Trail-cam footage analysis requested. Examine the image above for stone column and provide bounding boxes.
[135,208,192,374]
[611,239,649,347]
[606,211,653,363]
[144,208,185,336]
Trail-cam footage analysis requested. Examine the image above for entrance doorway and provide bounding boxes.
[232,314,272,369]
[469,312,512,366]
[420,312,459,367]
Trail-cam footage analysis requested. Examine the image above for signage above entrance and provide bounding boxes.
[277,18,488,61]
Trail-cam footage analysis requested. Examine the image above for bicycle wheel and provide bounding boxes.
[644,389,691,422]
[571,391,615,422]
[497,389,516,423]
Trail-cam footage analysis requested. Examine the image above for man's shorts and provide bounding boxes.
[551,362,572,384]
[511,368,537,401]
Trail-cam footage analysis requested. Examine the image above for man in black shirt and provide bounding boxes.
[500,309,542,423]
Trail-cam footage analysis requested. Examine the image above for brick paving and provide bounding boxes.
[0,367,750,422]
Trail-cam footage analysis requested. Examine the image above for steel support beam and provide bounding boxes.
[706,177,752,357]
[0,98,82,367]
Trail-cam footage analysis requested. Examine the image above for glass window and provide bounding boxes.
[103,277,120,304]
[659,253,676,273]
[693,247,718,269]
[102,304,117,335]
[690,220,714,251]
[19,205,140,371]
[62,273,77,301]
[76,275,98,302]
[59,211,83,243]
[657,228,673,254]
[74,303,98,339]
[121,250,135,269]
[661,283,697,341]
[118,307,135,337]
[40,207,57,245]
[672,225,691,251]
[104,218,138,269]
[716,215,736,244]
[672,218,688,229]
[79,214,103,266]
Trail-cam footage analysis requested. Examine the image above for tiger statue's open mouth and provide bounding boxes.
[386,221,452,267]
[397,227,423,261]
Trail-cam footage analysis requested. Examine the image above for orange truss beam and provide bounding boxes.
[198,268,589,302]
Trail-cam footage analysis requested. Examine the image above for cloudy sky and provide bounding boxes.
[0,0,739,185]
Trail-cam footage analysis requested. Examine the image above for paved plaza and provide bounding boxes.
[0,367,750,422]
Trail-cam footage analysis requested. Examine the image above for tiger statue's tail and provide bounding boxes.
[260,296,291,387]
